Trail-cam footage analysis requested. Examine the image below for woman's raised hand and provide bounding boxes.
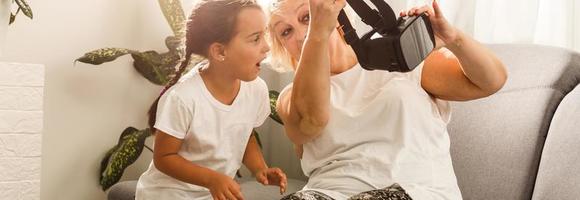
[307,0,347,39]
[400,0,458,49]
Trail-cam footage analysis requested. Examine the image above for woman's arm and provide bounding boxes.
[276,36,331,144]
[422,34,507,101]
[404,0,507,101]
[276,0,347,145]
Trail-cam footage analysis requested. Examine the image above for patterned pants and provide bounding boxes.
[280,183,412,200]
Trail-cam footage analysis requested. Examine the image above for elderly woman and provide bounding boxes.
[267,0,507,199]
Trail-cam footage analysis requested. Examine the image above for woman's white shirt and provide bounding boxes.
[279,63,461,200]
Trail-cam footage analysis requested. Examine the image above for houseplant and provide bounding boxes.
[76,0,284,191]
[1,0,32,55]
[5,0,33,25]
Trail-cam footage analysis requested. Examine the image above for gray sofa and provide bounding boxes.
[107,44,580,200]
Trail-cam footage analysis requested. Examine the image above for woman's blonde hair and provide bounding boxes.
[264,0,298,71]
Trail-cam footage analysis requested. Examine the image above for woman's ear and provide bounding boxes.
[208,42,227,61]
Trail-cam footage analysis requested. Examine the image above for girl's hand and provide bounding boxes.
[308,0,347,39]
[207,172,244,200]
[255,167,288,194]
[400,0,458,49]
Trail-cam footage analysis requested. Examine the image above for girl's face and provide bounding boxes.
[269,0,343,69]
[224,8,270,82]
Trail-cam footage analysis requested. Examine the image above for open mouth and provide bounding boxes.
[256,57,266,68]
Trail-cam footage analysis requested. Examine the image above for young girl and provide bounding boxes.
[135,0,287,199]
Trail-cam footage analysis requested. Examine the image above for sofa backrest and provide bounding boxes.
[447,44,580,200]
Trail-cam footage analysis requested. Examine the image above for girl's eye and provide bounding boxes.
[254,35,260,42]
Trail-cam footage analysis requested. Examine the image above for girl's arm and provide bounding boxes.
[242,133,287,194]
[153,130,243,200]
[241,133,268,175]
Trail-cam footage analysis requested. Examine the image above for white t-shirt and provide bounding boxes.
[279,63,462,200]
[135,62,271,200]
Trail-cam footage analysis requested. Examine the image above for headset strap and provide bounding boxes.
[345,0,383,28]
[338,10,359,45]
[369,0,397,31]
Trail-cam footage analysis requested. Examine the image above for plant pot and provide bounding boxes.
[0,0,11,56]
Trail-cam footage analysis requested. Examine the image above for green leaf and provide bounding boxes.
[75,48,135,65]
[158,0,186,38]
[100,127,153,191]
[131,50,176,85]
[9,13,15,25]
[165,36,185,56]
[14,0,33,19]
[269,90,283,125]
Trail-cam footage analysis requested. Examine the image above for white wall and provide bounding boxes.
[0,62,44,200]
[0,0,172,199]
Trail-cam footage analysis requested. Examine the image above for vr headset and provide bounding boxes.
[339,0,436,72]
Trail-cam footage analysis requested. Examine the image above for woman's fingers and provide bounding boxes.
[400,11,407,17]
[407,8,416,16]
[402,5,436,17]
[432,0,443,17]
[334,0,347,9]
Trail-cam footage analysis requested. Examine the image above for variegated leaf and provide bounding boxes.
[131,51,176,85]
[100,127,152,190]
[269,90,283,125]
[165,36,185,55]
[9,13,15,25]
[75,48,135,65]
[15,0,33,19]
[158,0,186,38]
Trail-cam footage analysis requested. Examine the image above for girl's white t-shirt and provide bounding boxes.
[279,63,462,200]
[135,62,271,200]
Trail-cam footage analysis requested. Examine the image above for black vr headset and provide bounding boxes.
[339,0,436,72]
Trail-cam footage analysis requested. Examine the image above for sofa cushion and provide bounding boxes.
[106,178,307,200]
[447,44,580,199]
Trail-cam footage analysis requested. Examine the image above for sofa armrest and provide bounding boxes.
[532,85,580,199]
